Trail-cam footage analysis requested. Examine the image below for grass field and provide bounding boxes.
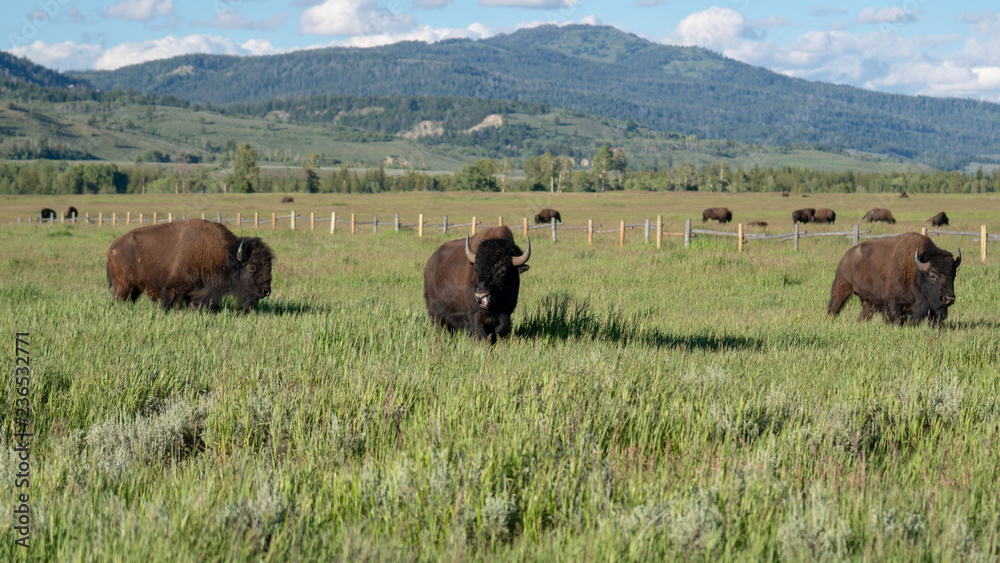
[2,191,999,560]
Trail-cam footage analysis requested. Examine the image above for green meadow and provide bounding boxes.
[1,191,999,560]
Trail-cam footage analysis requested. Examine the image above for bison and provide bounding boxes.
[40,208,56,222]
[534,208,561,224]
[864,208,896,224]
[812,209,836,224]
[780,191,790,197]
[792,208,815,224]
[424,226,530,341]
[746,221,768,227]
[702,207,732,223]
[899,192,909,199]
[66,206,79,220]
[827,232,960,327]
[281,197,294,203]
[929,211,949,226]
[106,219,273,312]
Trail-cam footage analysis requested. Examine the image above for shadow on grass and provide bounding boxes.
[253,298,333,316]
[514,292,761,352]
[941,319,1000,331]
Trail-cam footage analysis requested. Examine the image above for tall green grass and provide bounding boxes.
[1,193,999,560]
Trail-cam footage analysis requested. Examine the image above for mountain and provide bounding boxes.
[70,25,1000,169]
[1,51,88,91]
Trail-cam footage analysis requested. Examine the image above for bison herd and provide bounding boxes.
[94,203,964,333]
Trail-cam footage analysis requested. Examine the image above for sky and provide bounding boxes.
[5,0,1000,102]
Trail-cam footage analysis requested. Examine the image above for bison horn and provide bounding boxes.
[464,235,476,263]
[954,248,962,269]
[512,236,530,267]
[237,240,249,262]
[914,249,931,272]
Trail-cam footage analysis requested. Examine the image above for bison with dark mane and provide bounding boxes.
[66,206,78,220]
[534,208,561,224]
[812,209,836,224]
[864,208,896,224]
[107,219,273,312]
[827,232,960,327]
[424,226,530,341]
[281,197,294,203]
[792,208,815,224]
[929,211,949,226]
[702,207,732,223]
[40,208,56,221]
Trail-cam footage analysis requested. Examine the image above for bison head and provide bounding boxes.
[229,237,274,311]
[465,235,530,311]
[914,247,961,322]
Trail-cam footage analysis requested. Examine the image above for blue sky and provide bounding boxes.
[5,1,1000,101]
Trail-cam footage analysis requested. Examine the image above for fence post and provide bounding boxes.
[126,212,131,225]
[98,212,102,226]
[272,212,276,230]
[61,212,65,224]
[395,213,400,232]
[291,211,296,231]
[794,223,799,252]
[471,216,476,236]
[852,224,859,246]
[113,213,117,227]
[153,212,158,225]
[237,212,241,229]
[982,225,988,263]
[619,221,625,247]
[551,218,557,243]
[684,219,691,248]
[139,213,143,225]
[498,216,503,227]
[644,219,650,244]
[201,212,205,220]
[351,213,356,235]
[418,213,423,237]
[443,215,448,235]
[374,215,378,235]
[738,223,744,253]
[255,212,259,229]
[921,227,927,236]
[523,218,528,238]
[311,212,315,231]
[656,215,662,249]
[330,212,336,234]
[588,219,593,245]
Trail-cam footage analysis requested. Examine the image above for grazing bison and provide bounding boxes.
[702,207,732,223]
[66,206,79,220]
[424,226,530,341]
[899,192,909,199]
[812,209,836,224]
[281,197,294,203]
[827,232,960,327]
[864,208,896,224]
[792,208,815,224]
[40,208,56,221]
[534,208,561,224]
[929,211,949,226]
[780,191,790,197]
[106,219,273,312]
[746,221,768,227]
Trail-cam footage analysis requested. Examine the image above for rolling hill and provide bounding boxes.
[71,25,1000,169]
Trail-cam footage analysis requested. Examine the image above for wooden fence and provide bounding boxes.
[19,211,998,262]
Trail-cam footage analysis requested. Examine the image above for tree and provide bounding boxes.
[455,159,498,191]
[593,146,613,192]
[225,143,259,193]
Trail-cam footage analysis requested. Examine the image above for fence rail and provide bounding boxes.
[16,210,995,262]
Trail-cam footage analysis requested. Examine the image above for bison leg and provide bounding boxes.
[826,280,854,316]
[858,300,876,322]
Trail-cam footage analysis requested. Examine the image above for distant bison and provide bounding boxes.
[534,208,561,224]
[281,197,294,203]
[864,208,896,224]
[899,192,909,199]
[40,208,56,221]
[780,191,790,197]
[792,208,815,224]
[107,219,273,312]
[811,209,836,224]
[928,211,949,226]
[424,226,530,341]
[746,221,768,227]
[828,232,960,326]
[66,206,79,220]
[702,207,732,223]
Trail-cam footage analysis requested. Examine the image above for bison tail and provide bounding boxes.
[827,280,853,316]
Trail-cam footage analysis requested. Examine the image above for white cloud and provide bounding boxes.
[669,7,747,50]
[514,15,602,30]
[9,40,105,71]
[810,5,847,17]
[324,23,495,48]
[855,7,917,25]
[193,9,288,31]
[299,0,415,36]
[479,0,580,8]
[414,0,454,8]
[105,0,174,21]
